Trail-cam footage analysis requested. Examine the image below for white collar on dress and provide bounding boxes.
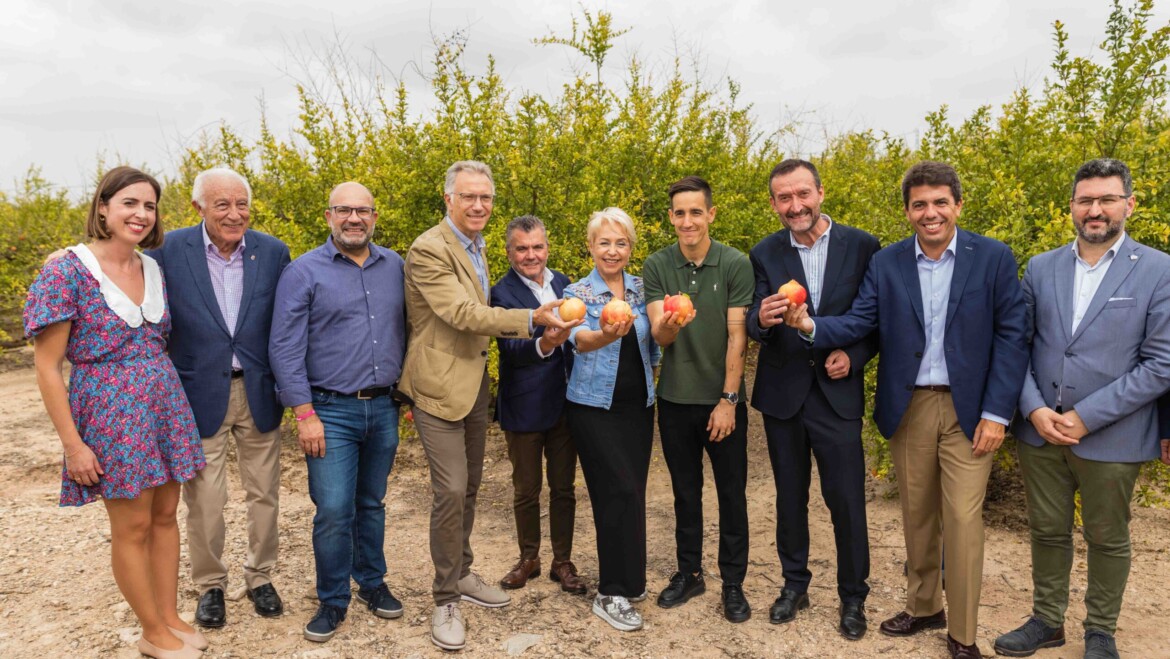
[66,243,164,327]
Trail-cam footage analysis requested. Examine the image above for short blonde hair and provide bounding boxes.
[586,207,637,247]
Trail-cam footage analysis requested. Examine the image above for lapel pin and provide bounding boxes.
[1130,254,1138,261]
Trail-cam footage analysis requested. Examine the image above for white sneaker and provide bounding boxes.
[431,603,465,651]
[593,594,643,631]
[458,572,512,608]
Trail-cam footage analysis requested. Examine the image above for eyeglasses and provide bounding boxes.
[330,206,376,219]
[454,193,496,206]
[1072,195,1129,210]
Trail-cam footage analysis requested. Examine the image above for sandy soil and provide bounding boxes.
[1,351,1168,659]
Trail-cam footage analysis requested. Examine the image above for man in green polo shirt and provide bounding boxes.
[644,175,754,623]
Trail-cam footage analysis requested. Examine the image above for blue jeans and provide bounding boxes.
[306,390,399,608]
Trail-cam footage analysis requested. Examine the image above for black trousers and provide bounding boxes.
[566,400,653,598]
[763,381,870,603]
[657,399,749,584]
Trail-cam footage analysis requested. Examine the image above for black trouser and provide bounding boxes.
[763,381,870,603]
[566,401,653,598]
[657,399,749,584]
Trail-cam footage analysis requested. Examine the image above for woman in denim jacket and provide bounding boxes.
[563,207,659,633]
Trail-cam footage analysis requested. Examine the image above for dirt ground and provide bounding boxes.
[1,350,1168,659]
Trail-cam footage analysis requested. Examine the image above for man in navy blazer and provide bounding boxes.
[746,160,879,639]
[489,215,583,594]
[783,162,1028,659]
[994,159,1170,659]
[149,167,291,628]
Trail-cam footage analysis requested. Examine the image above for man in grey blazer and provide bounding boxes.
[994,159,1170,659]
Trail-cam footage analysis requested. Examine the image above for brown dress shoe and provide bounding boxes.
[879,610,947,636]
[549,559,587,594]
[499,558,540,589]
[946,635,980,659]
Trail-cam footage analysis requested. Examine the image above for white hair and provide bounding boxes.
[444,160,494,194]
[587,207,637,246]
[191,167,253,207]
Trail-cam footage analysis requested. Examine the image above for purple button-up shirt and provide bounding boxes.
[202,222,245,370]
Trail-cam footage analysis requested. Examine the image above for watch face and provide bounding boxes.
[723,392,739,404]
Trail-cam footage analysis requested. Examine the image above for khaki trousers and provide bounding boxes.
[183,377,282,592]
[889,390,992,646]
[414,371,490,606]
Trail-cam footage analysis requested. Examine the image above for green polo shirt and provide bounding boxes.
[643,239,754,405]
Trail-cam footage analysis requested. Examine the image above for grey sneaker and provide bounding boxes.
[431,603,466,651]
[458,571,512,608]
[592,594,643,632]
[1083,630,1119,659]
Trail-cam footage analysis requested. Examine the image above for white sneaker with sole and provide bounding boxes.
[458,572,511,608]
[593,594,643,631]
[431,603,466,650]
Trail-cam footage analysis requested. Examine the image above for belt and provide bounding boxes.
[231,370,245,379]
[914,384,951,393]
[312,386,392,400]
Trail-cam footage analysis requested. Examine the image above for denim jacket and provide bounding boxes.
[564,268,659,410]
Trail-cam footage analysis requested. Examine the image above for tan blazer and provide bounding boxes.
[400,220,530,421]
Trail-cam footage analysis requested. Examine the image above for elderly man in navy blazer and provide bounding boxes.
[490,215,584,595]
[783,161,1029,659]
[148,167,291,628]
[993,159,1170,659]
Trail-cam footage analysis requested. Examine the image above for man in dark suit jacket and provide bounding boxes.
[746,159,879,640]
[149,167,291,628]
[783,161,1028,659]
[490,215,584,595]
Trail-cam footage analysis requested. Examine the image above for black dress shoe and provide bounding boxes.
[246,583,284,617]
[656,571,705,609]
[721,584,751,623]
[196,587,226,628]
[769,588,809,624]
[879,610,946,637]
[839,601,867,640]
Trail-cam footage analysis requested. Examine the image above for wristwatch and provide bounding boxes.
[720,392,739,405]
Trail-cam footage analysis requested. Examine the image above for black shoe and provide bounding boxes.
[195,587,226,628]
[993,616,1065,656]
[656,571,705,609]
[839,601,867,640]
[304,604,346,643]
[246,583,284,617]
[356,583,404,619]
[721,584,751,623]
[1083,630,1119,659]
[769,588,809,624]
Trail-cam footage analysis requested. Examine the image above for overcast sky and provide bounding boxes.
[3,0,1163,197]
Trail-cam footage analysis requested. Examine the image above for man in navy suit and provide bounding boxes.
[149,167,291,628]
[490,215,584,594]
[746,159,879,640]
[783,161,1028,659]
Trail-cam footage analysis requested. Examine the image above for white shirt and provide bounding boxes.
[517,267,558,358]
[790,215,833,312]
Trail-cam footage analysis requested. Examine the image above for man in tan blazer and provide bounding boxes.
[400,160,576,651]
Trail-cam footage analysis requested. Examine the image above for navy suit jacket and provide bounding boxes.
[149,225,291,437]
[747,224,880,420]
[491,268,573,433]
[812,228,1029,440]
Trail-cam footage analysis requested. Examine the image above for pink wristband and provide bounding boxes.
[295,409,317,422]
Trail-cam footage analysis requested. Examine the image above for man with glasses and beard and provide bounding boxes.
[270,182,408,643]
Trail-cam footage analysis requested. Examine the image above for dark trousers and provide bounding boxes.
[504,414,577,562]
[763,382,870,603]
[566,401,653,598]
[657,399,749,584]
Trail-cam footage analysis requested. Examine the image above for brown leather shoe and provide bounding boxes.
[549,559,587,594]
[946,635,980,659]
[499,558,540,589]
[879,610,947,637]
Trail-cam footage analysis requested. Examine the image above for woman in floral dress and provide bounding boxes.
[25,167,208,659]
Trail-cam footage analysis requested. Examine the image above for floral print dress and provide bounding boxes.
[23,244,205,506]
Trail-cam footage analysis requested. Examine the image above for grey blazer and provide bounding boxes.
[1014,235,1170,462]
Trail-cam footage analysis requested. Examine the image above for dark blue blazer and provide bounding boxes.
[812,228,1029,440]
[149,225,291,437]
[747,224,880,421]
[491,268,573,433]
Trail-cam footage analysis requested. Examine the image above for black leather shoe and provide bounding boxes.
[721,584,751,623]
[839,601,867,640]
[195,587,226,628]
[769,588,809,624]
[656,571,705,609]
[246,583,284,617]
[993,616,1065,656]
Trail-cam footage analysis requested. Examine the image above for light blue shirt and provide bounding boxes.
[914,233,956,387]
[791,214,833,312]
[445,216,489,299]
